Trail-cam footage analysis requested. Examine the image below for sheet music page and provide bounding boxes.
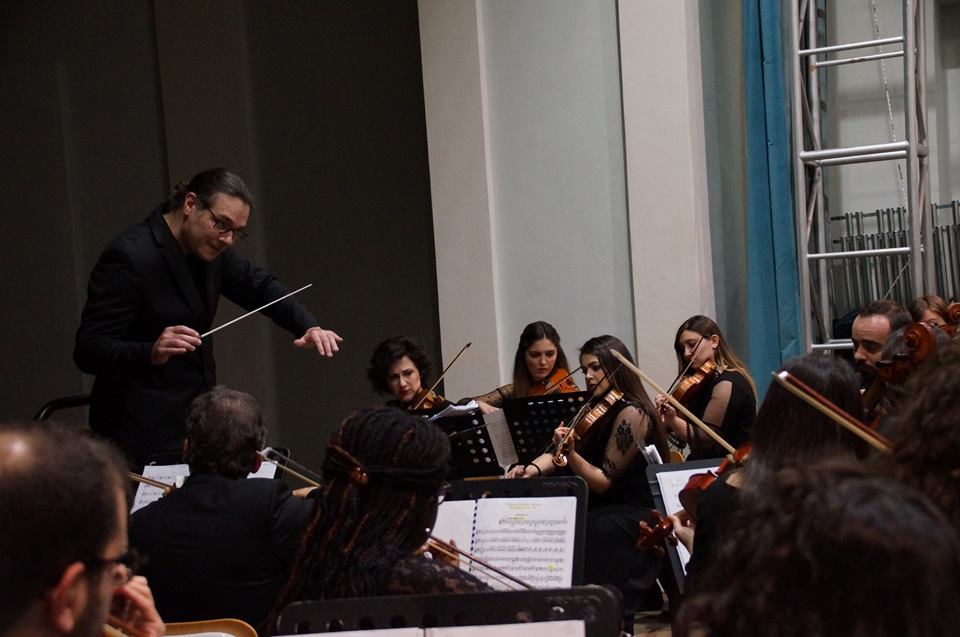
[433,500,477,551]
[481,409,517,471]
[130,464,190,513]
[655,464,721,572]
[428,620,585,637]
[249,460,279,479]
[429,401,479,421]
[470,497,577,589]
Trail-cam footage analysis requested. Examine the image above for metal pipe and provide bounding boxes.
[799,35,903,56]
[807,246,910,260]
[811,151,906,166]
[799,141,909,161]
[812,50,903,69]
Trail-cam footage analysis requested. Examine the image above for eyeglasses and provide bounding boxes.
[84,548,143,587]
[204,206,249,240]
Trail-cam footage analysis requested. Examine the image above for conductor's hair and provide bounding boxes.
[0,422,128,635]
[273,407,449,607]
[168,167,253,213]
[184,386,266,479]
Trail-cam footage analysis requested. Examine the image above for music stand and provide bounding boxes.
[502,392,590,465]
[433,413,501,480]
[276,585,621,636]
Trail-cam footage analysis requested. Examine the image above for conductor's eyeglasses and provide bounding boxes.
[84,548,143,587]
[204,206,249,241]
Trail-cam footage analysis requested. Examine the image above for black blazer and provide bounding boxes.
[75,209,317,465]
[129,472,316,631]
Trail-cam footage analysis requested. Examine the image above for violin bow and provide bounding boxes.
[128,472,175,496]
[771,371,893,454]
[427,535,533,590]
[411,341,472,410]
[541,365,583,394]
[537,365,614,458]
[610,350,737,456]
[665,335,705,395]
[259,448,323,487]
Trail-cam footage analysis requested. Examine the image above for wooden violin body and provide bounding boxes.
[671,360,719,406]
[529,367,580,396]
[409,388,445,410]
[552,389,623,467]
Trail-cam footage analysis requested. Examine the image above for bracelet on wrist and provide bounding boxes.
[525,463,542,477]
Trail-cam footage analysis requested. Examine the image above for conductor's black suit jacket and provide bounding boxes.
[74,209,317,465]
[129,472,317,630]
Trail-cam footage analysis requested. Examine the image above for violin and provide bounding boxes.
[670,360,720,406]
[635,444,751,552]
[552,389,623,467]
[528,367,581,396]
[863,321,937,423]
[408,388,446,410]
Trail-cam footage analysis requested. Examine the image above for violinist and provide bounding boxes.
[667,354,863,589]
[673,462,960,637]
[0,422,165,637]
[656,316,756,460]
[129,387,316,633]
[473,321,578,413]
[885,339,960,535]
[508,335,667,619]
[851,299,912,386]
[271,407,488,616]
[908,294,951,328]
[367,336,449,410]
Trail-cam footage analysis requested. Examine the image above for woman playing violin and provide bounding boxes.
[508,335,668,618]
[656,316,757,460]
[367,337,449,410]
[668,354,864,589]
[474,321,578,413]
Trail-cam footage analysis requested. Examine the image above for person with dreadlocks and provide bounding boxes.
[271,407,488,616]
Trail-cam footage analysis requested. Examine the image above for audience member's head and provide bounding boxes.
[675,461,960,637]
[183,386,266,479]
[852,300,911,377]
[275,407,449,604]
[0,422,130,637]
[746,353,864,486]
[886,339,960,535]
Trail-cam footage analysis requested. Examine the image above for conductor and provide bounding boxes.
[74,168,341,466]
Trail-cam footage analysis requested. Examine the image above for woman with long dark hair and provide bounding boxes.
[474,321,578,412]
[508,335,667,619]
[657,315,757,460]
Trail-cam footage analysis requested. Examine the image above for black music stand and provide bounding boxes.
[433,413,501,480]
[276,585,621,636]
[502,392,590,465]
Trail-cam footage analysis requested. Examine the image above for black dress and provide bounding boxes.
[681,474,741,592]
[685,369,756,460]
[573,398,663,615]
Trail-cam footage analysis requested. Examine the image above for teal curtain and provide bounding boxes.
[743,0,803,390]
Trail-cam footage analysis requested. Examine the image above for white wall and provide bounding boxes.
[419,0,716,393]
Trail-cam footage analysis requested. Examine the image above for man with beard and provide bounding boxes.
[74,168,342,467]
[851,299,911,385]
[0,422,164,637]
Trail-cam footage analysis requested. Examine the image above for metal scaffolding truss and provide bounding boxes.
[789,0,932,351]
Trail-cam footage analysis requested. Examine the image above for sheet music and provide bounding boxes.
[130,464,190,513]
[278,629,421,637]
[130,461,281,514]
[429,401,479,421]
[428,620,585,637]
[481,409,517,472]
[433,500,477,550]
[470,497,577,589]
[655,464,720,572]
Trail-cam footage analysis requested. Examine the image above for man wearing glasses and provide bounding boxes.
[0,422,164,637]
[75,168,342,468]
